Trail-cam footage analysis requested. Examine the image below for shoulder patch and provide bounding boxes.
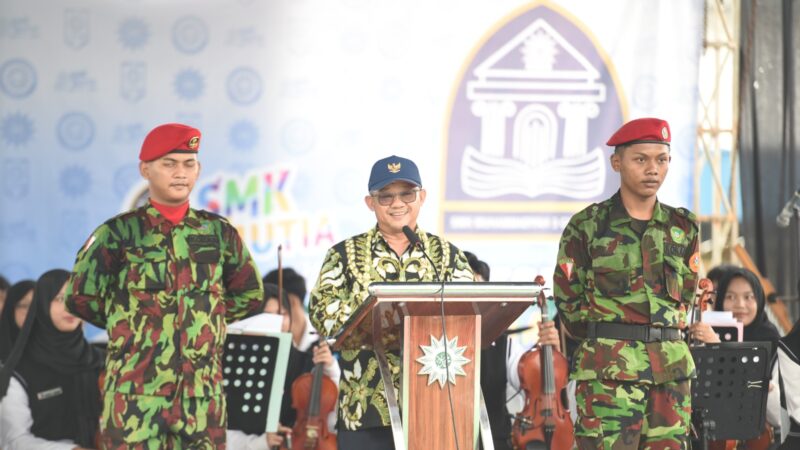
[674,206,697,221]
[689,252,700,273]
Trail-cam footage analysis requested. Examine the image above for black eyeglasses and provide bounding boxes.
[372,188,421,206]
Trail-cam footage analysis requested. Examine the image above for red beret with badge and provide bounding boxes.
[139,123,202,161]
[606,117,671,148]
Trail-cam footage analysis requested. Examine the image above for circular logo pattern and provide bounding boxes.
[172,16,209,54]
[0,59,37,99]
[118,17,150,50]
[59,166,92,197]
[229,120,259,151]
[0,112,34,147]
[174,68,205,101]
[226,67,262,105]
[280,119,316,155]
[57,112,95,151]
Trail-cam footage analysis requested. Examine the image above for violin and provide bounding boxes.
[688,278,714,346]
[289,360,338,450]
[512,276,574,450]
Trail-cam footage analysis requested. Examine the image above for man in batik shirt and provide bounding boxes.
[65,123,264,448]
[309,155,473,449]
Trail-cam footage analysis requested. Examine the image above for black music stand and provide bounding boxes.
[223,331,292,435]
[709,325,740,342]
[690,342,772,450]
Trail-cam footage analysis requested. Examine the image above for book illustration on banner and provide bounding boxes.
[702,310,743,342]
[225,313,292,435]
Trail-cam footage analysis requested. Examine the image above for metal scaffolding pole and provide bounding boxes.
[695,0,740,269]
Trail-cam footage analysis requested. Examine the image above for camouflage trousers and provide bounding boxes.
[100,392,227,449]
[574,379,691,450]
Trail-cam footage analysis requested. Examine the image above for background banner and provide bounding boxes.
[0,0,703,329]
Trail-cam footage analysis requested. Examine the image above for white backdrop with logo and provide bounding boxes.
[1,0,702,332]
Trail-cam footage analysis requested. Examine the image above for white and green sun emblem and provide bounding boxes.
[416,334,471,387]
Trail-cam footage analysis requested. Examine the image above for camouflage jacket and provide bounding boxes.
[65,202,264,397]
[553,191,699,384]
[309,225,473,430]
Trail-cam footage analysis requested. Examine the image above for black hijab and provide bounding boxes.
[714,267,781,346]
[0,269,103,447]
[0,280,35,362]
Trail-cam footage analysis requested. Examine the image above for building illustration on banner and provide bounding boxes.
[462,18,605,200]
[443,4,624,237]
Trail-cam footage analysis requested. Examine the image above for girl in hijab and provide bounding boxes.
[0,269,104,450]
[690,267,783,442]
[0,280,35,364]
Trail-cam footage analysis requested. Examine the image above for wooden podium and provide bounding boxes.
[331,282,540,450]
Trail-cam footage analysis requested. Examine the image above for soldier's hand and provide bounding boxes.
[689,322,720,343]
[538,321,560,347]
[312,341,334,368]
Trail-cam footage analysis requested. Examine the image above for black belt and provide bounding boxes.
[586,322,682,342]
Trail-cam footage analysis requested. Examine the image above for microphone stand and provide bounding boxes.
[401,225,461,450]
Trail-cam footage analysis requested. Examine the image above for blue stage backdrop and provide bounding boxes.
[0,0,703,341]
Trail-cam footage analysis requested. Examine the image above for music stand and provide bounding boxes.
[690,342,772,450]
[223,330,292,435]
[709,325,741,343]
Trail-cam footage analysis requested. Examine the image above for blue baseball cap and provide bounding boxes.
[367,155,422,192]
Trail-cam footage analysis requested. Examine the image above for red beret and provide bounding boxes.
[606,117,671,148]
[139,123,201,161]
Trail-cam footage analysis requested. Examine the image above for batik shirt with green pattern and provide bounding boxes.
[309,225,474,431]
[553,191,699,384]
[65,202,264,397]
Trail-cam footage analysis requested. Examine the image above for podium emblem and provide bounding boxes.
[416,334,470,387]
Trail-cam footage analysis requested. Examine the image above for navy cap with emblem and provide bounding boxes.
[367,155,422,192]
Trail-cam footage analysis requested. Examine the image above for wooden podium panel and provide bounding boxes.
[331,282,540,450]
[404,315,480,449]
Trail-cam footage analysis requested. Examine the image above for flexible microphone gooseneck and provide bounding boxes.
[402,225,460,450]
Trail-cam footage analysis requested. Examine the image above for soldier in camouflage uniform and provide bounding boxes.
[64,123,264,449]
[309,155,473,449]
[554,118,700,450]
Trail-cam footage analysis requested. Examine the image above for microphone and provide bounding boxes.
[776,190,800,228]
[402,225,440,281]
[402,225,421,248]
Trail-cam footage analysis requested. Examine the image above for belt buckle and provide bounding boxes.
[650,327,662,342]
